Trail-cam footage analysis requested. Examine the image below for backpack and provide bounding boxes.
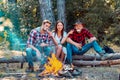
[102,45,115,54]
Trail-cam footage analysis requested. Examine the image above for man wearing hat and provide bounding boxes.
[66,20,113,66]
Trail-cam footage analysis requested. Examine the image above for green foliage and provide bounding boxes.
[17,0,41,40]
[0,0,120,47]
[66,0,120,46]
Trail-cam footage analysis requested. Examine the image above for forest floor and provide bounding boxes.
[0,63,120,80]
[0,45,120,80]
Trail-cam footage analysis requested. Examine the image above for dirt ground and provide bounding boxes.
[0,46,120,80]
[0,62,120,80]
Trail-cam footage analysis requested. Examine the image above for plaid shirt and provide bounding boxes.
[68,28,94,46]
[27,27,52,47]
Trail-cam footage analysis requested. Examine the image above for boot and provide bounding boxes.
[99,50,113,60]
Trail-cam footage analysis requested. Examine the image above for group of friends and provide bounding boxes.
[26,20,113,72]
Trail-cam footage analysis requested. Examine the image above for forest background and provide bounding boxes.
[0,0,120,50]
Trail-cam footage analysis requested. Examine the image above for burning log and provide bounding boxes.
[73,59,120,66]
[39,53,63,76]
[72,53,120,60]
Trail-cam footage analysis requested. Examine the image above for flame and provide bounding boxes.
[39,53,63,76]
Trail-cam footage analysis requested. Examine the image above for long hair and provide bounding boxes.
[54,20,64,41]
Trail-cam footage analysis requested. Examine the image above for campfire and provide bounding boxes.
[39,53,63,76]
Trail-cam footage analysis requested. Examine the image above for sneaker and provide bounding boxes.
[101,53,113,60]
[70,68,82,76]
[63,64,73,71]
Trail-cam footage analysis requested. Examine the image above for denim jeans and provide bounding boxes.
[66,40,105,64]
[26,46,52,67]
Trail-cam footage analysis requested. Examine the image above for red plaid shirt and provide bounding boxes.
[68,28,94,46]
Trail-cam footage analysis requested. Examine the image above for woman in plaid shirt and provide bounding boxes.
[26,20,58,72]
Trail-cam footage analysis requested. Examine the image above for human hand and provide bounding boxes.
[40,43,48,47]
[47,30,53,37]
[89,37,96,42]
[36,49,41,57]
[68,30,74,35]
[74,43,82,49]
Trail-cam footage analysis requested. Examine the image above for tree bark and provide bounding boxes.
[39,0,55,29]
[57,0,66,29]
[73,59,120,66]
[0,53,120,63]
[0,56,25,63]
[0,56,38,63]
[73,53,120,60]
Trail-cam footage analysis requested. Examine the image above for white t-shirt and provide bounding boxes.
[52,31,67,54]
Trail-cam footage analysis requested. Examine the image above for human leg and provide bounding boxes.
[61,47,67,63]
[66,43,73,65]
[82,41,113,60]
[41,46,52,65]
[56,45,62,60]
[26,48,36,72]
[60,51,65,62]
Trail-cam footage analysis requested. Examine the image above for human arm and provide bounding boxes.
[67,30,82,49]
[47,30,58,46]
[89,37,97,42]
[61,30,74,44]
[28,44,40,54]
[27,30,41,56]
[85,28,96,42]
[27,30,40,51]
[67,33,82,49]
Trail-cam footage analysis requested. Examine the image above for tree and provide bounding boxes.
[57,0,66,29]
[38,0,55,29]
[8,0,20,33]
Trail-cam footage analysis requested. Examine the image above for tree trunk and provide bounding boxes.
[73,53,120,60]
[57,0,66,29]
[73,59,120,66]
[0,56,25,63]
[39,0,55,29]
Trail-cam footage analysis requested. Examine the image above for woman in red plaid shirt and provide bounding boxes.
[66,20,113,67]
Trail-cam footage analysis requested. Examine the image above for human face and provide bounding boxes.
[42,23,51,31]
[57,22,63,32]
[74,24,83,33]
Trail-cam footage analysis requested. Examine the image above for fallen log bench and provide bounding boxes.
[0,53,120,68]
[0,55,37,68]
[0,55,25,68]
[72,53,120,61]
[73,59,120,66]
[72,53,120,66]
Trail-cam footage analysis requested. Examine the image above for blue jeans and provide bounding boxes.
[66,40,105,64]
[26,46,52,67]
